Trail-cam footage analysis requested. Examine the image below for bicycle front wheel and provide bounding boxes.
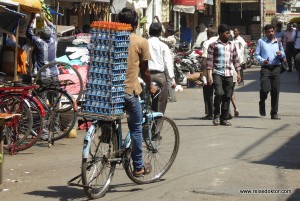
[125,116,180,184]
[82,123,118,199]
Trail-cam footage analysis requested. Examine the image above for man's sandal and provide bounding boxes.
[132,162,152,177]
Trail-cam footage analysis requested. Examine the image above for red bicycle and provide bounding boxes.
[0,84,45,154]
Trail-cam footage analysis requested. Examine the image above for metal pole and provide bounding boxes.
[56,1,60,31]
[0,118,5,189]
[13,5,20,81]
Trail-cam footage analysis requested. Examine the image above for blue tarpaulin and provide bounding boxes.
[49,7,63,16]
[0,5,25,34]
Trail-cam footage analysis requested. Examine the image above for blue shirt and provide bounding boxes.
[26,23,58,77]
[255,37,285,66]
[180,27,192,44]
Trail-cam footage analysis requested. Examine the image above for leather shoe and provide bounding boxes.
[200,115,213,120]
[271,114,281,120]
[259,101,266,116]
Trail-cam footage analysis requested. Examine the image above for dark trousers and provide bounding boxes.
[203,85,214,117]
[150,72,168,114]
[286,42,295,70]
[260,66,281,116]
[212,74,233,120]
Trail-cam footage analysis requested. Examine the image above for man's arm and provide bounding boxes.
[140,61,157,94]
[254,39,266,65]
[26,13,37,42]
[206,43,214,85]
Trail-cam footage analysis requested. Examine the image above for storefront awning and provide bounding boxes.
[10,0,42,13]
[57,25,75,36]
[173,5,195,13]
[221,0,258,3]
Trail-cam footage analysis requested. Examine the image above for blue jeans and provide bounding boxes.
[125,93,143,171]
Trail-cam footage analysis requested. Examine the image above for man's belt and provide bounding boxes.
[261,65,280,70]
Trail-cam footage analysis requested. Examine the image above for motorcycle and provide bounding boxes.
[245,41,258,68]
[174,49,202,85]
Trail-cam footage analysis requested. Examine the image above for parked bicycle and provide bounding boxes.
[69,82,180,199]
[0,82,45,154]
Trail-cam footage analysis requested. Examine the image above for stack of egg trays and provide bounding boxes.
[82,28,130,117]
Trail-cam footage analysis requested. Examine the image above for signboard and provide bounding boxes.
[173,0,196,6]
[265,0,276,14]
[196,0,205,10]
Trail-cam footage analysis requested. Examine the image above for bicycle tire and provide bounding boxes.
[0,95,33,153]
[37,88,77,141]
[36,61,83,105]
[2,93,44,152]
[125,116,180,184]
[82,122,118,199]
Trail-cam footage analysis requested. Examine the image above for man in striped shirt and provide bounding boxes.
[206,24,241,126]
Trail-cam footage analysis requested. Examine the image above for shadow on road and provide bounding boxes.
[25,185,87,201]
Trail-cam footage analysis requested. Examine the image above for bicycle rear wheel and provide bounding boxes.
[37,88,77,141]
[125,116,180,184]
[36,61,83,105]
[82,122,118,199]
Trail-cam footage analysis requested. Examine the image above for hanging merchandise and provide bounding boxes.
[82,21,132,117]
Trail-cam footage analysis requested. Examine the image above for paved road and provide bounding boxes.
[1,66,300,201]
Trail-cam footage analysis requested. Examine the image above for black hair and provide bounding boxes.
[39,26,52,41]
[218,24,230,35]
[276,22,282,28]
[118,7,138,29]
[149,22,162,37]
[207,26,218,37]
[264,24,274,32]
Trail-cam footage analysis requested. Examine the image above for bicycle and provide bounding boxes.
[0,83,45,154]
[32,77,78,147]
[68,83,180,199]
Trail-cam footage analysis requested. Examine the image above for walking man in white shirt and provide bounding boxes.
[232,28,247,85]
[148,22,176,114]
[284,23,295,72]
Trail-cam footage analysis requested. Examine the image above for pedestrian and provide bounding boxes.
[26,12,58,77]
[200,26,218,120]
[148,22,176,114]
[232,27,247,85]
[274,22,284,41]
[118,8,157,177]
[255,24,285,120]
[283,23,295,72]
[293,22,300,70]
[206,24,241,126]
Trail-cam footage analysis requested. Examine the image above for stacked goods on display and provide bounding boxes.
[82,21,132,117]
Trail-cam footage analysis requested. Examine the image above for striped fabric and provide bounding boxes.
[206,39,241,77]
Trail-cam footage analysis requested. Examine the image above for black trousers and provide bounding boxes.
[212,74,233,120]
[260,66,281,116]
[286,42,295,70]
[203,84,214,117]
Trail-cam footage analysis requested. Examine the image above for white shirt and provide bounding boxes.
[148,37,174,79]
[294,30,300,49]
[193,28,208,49]
[232,35,247,64]
[201,36,218,58]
